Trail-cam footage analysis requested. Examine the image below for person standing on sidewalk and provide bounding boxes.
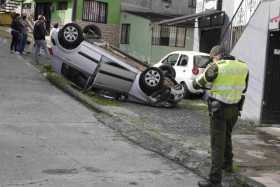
[33,15,49,63]
[18,15,29,55]
[193,45,249,187]
[10,14,21,53]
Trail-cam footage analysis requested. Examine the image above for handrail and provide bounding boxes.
[220,0,246,42]
[220,0,261,53]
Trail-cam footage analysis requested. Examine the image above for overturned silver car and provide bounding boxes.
[50,23,184,107]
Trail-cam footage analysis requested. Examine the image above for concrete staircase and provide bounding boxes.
[221,0,262,53]
[0,0,23,14]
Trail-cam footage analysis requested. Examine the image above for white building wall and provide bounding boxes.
[231,0,280,122]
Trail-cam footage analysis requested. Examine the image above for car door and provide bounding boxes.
[93,56,137,93]
[173,54,190,84]
[62,43,101,75]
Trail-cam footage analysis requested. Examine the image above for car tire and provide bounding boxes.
[139,67,163,95]
[181,82,191,99]
[159,65,176,79]
[58,23,83,50]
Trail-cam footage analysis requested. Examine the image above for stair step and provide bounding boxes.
[1,7,15,11]
[5,4,19,8]
[10,0,23,3]
[7,2,21,5]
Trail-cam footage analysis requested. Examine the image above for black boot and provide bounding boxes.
[198,180,222,187]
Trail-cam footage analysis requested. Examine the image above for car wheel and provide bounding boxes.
[159,65,176,79]
[181,82,191,99]
[139,67,163,95]
[58,23,83,50]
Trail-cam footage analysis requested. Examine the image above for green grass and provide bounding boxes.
[83,91,119,106]
[46,72,119,107]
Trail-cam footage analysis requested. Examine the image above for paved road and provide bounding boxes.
[0,39,201,186]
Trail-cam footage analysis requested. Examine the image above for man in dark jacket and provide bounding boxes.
[10,14,21,53]
[33,15,49,63]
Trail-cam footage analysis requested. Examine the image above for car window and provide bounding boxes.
[177,55,189,66]
[194,55,211,68]
[162,54,179,66]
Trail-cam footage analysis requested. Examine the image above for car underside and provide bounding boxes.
[50,23,185,107]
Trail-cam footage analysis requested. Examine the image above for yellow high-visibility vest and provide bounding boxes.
[208,60,248,104]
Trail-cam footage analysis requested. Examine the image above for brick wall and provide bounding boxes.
[77,21,120,47]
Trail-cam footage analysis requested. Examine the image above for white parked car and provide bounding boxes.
[154,51,210,98]
[50,23,185,107]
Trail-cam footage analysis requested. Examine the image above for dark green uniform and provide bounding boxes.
[194,60,249,185]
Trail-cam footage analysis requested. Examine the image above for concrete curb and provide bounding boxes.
[44,72,267,187]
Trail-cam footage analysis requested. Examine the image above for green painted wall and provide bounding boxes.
[76,0,120,24]
[25,0,120,25]
[120,13,152,63]
[52,0,73,24]
[120,13,194,64]
[25,0,72,24]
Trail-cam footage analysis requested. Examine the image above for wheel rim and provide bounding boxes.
[64,26,78,42]
[144,70,161,87]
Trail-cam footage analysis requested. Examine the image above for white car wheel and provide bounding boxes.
[139,67,163,95]
[64,26,79,42]
[144,69,161,87]
[58,23,84,50]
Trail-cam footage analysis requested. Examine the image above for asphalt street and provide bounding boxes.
[0,39,201,186]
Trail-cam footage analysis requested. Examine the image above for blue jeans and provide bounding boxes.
[33,40,49,63]
[18,33,28,54]
[10,30,19,52]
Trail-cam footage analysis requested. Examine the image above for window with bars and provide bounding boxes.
[120,24,130,44]
[83,0,107,24]
[152,25,186,47]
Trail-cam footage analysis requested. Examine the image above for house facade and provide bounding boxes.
[120,0,196,64]
[21,0,121,45]
[159,0,280,124]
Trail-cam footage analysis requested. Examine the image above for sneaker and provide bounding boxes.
[10,50,14,54]
[15,51,20,55]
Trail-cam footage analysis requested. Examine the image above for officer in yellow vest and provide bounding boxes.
[194,46,249,187]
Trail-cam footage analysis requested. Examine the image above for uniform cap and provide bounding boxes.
[210,45,225,58]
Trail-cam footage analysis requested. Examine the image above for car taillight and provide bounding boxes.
[192,67,199,75]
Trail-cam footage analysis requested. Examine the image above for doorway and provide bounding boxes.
[262,30,280,123]
[34,2,51,31]
[199,28,221,53]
